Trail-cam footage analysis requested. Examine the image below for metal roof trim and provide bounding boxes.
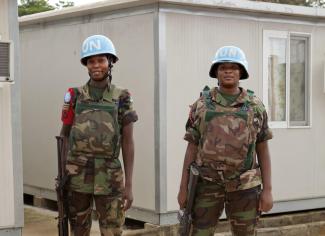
[18,0,325,26]
[19,0,158,26]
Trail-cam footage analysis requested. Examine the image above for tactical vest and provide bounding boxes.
[68,84,123,159]
[197,87,261,192]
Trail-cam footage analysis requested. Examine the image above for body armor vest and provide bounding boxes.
[69,84,122,159]
[197,87,261,192]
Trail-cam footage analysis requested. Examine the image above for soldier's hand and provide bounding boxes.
[123,186,133,211]
[259,189,273,212]
[177,188,188,209]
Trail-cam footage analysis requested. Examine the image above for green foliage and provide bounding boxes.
[55,0,75,9]
[18,0,55,16]
[253,0,325,7]
[306,0,325,7]
[18,0,75,17]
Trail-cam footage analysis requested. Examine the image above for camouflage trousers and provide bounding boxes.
[68,191,125,236]
[191,180,261,236]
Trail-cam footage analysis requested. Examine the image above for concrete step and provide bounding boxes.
[122,210,325,236]
[121,221,325,236]
[23,205,325,236]
[214,209,325,233]
[215,221,325,236]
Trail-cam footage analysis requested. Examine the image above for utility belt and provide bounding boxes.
[68,150,118,159]
[197,163,262,192]
[66,152,120,170]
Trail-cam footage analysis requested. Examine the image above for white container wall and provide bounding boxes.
[0,84,15,227]
[20,2,157,222]
[163,8,325,212]
[0,0,24,235]
[19,0,325,225]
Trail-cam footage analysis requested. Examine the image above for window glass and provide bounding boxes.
[263,30,310,128]
[268,37,286,122]
[290,37,307,125]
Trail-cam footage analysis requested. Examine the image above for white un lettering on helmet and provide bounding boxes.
[82,39,102,53]
[219,47,238,58]
[228,48,239,58]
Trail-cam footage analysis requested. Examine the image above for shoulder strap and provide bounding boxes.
[200,85,215,109]
[240,89,255,112]
[72,87,80,96]
[111,84,124,101]
[103,84,124,107]
[70,87,80,109]
[201,85,210,97]
[247,89,254,97]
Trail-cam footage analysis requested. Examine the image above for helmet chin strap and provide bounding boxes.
[108,60,113,82]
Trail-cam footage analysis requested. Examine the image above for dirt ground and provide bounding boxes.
[23,205,101,236]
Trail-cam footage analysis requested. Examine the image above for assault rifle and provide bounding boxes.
[178,163,200,236]
[55,136,70,236]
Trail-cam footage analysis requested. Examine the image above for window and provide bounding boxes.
[263,30,311,128]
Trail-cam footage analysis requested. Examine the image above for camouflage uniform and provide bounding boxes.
[61,81,138,236]
[184,87,272,236]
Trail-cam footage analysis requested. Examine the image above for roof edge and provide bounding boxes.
[161,0,325,18]
[19,0,158,26]
[19,0,325,26]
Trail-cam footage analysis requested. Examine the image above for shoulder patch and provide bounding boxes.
[64,91,71,103]
[129,95,133,103]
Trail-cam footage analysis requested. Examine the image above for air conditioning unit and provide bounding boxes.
[0,40,13,82]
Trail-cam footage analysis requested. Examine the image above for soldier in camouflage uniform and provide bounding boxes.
[60,35,138,236]
[178,46,273,236]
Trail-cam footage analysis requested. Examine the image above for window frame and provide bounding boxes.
[263,30,311,129]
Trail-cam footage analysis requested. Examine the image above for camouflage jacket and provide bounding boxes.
[184,87,272,192]
[62,82,138,195]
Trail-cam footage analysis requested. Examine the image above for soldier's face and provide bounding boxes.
[216,63,241,89]
[86,55,109,81]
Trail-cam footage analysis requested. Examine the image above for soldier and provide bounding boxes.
[177,46,273,236]
[60,35,138,236]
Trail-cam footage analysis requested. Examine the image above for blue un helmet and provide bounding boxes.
[209,46,249,80]
[80,35,118,66]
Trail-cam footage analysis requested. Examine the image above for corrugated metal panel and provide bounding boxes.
[0,42,10,78]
